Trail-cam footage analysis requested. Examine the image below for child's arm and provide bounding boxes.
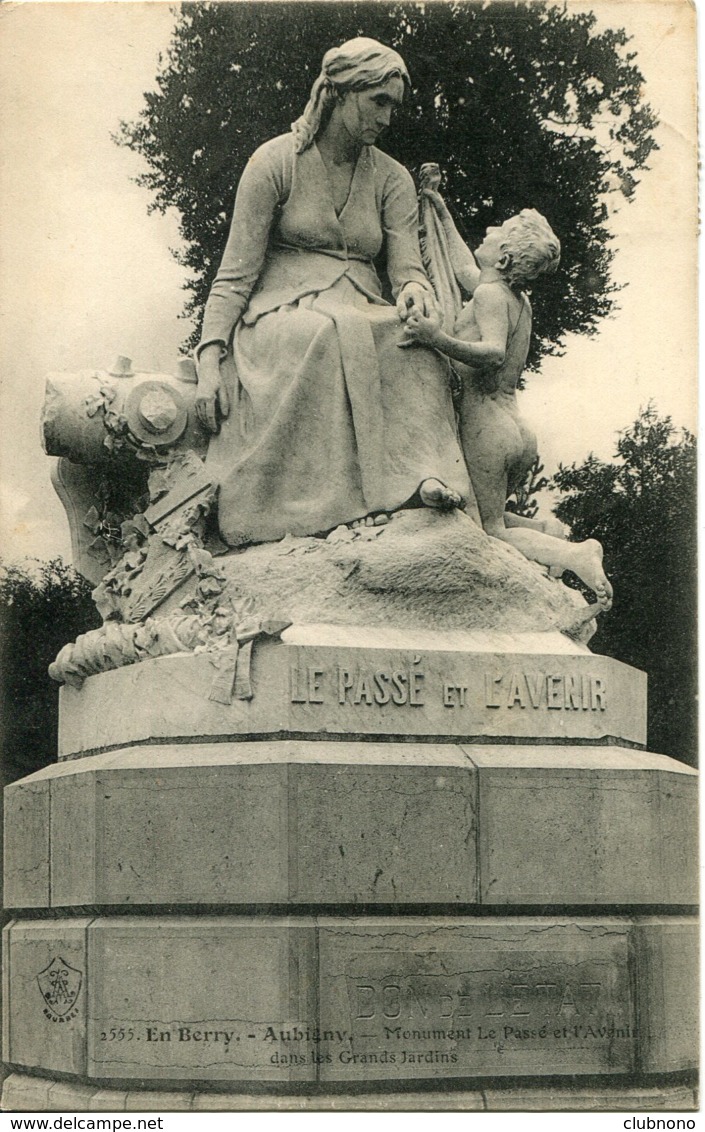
[423,188,481,294]
[402,285,510,382]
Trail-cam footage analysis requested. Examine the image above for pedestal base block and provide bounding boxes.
[3,915,697,1090]
[4,743,696,910]
[55,636,648,758]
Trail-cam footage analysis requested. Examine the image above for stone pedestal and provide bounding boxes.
[3,629,697,1110]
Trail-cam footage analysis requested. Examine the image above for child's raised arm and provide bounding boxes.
[423,187,481,295]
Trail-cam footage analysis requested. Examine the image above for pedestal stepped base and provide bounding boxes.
[3,630,697,1109]
[1,1074,699,1113]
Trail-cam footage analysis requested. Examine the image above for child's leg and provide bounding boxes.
[458,396,516,533]
[460,397,612,607]
[503,511,566,576]
[498,526,612,607]
[504,512,567,540]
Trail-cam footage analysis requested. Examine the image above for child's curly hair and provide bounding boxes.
[500,209,561,288]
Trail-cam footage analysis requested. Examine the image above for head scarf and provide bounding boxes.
[292,37,410,153]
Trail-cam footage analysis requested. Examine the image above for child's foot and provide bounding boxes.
[570,539,613,609]
[419,479,462,510]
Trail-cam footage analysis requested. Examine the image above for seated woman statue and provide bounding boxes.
[195,37,474,547]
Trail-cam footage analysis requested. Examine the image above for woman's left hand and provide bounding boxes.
[396,282,436,322]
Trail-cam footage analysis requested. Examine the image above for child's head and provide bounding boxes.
[477,210,560,288]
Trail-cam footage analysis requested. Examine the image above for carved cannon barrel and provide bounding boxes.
[41,357,205,466]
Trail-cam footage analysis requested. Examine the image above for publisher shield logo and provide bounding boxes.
[37,956,83,1020]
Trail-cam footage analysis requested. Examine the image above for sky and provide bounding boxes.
[0,0,697,565]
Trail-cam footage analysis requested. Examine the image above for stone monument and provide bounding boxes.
[2,37,697,1114]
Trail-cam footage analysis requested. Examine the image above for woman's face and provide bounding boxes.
[338,75,405,146]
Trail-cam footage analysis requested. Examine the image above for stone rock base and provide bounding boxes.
[159,508,599,639]
[2,1071,698,1112]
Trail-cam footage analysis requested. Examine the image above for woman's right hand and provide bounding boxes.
[195,345,230,434]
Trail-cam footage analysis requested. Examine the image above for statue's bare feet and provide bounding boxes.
[570,539,613,610]
[419,479,462,511]
[348,514,391,535]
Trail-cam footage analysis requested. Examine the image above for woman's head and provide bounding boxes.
[292,37,410,153]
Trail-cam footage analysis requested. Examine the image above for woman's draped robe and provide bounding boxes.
[198,133,473,546]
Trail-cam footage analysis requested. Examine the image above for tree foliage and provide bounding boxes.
[506,455,548,518]
[552,406,696,765]
[0,560,99,786]
[118,0,658,365]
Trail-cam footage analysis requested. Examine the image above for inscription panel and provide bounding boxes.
[285,646,645,745]
[59,645,646,758]
[318,921,634,1080]
[288,654,611,717]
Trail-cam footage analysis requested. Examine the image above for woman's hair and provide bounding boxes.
[292,37,410,153]
[499,209,561,288]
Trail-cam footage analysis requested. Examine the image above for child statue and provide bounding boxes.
[403,172,612,609]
